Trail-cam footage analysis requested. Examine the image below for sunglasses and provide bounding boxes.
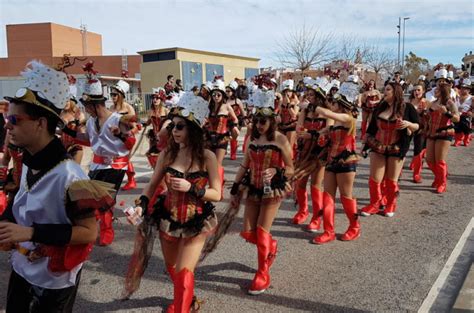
[168,122,186,131]
[212,93,222,97]
[6,114,34,125]
[253,117,268,125]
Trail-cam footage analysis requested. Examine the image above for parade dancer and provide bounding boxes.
[204,78,239,191]
[292,78,333,230]
[145,88,169,168]
[64,63,136,246]
[425,83,460,193]
[110,79,138,191]
[230,79,293,295]
[60,96,86,164]
[408,84,428,183]
[361,82,419,217]
[278,79,299,158]
[129,92,221,312]
[0,61,113,312]
[453,79,472,147]
[359,79,382,140]
[312,84,361,244]
[226,81,246,160]
[425,66,457,101]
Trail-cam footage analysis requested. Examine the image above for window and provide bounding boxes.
[143,51,176,63]
[245,68,259,79]
[205,64,224,81]
[181,61,203,91]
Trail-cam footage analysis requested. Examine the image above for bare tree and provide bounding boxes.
[336,34,371,65]
[365,45,397,83]
[275,24,335,73]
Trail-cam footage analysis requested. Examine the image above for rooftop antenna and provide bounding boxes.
[80,21,88,56]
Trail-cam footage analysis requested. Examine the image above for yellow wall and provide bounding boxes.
[140,59,181,93]
[177,50,259,82]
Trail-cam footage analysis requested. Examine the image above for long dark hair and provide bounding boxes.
[409,83,425,101]
[437,82,451,106]
[251,116,277,141]
[305,89,327,114]
[378,82,405,119]
[164,118,205,172]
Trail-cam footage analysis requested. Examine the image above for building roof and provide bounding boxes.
[137,47,260,62]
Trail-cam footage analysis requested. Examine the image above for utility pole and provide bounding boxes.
[401,17,410,75]
[80,22,88,56]
[397,17,401,70]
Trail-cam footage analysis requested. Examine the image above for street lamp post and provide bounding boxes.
[397,17,401,69]
[401,17,410,74]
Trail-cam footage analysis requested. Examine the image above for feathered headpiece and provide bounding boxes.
[81,61,107,104]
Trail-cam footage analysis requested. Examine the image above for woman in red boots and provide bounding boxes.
[360,79,382,140]
[408,84,428,183]
[361,82,419,217]
[226,81,246,160]
[278,80,299,158]
[145,88,169,169]
[230,84,293,295]
[204,79,239,191]
[138,93,221,312]
[312,91,360,244]
[293,84,332,231]
[425,83,460,193]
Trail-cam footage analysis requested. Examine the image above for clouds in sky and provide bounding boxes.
[0,0,472,67]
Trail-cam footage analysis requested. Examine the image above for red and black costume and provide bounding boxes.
[205,114,231,151]
[146,113,169,169]
[61,119,84,158]
[362,102,419,217]
[293,106,328,227]
[278,104,297,134]
[230,101,245,160]
[425,107,456,193]
[361,93,381,139]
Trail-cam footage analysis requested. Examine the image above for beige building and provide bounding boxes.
[138,47,260,93]
[462,51,474,78]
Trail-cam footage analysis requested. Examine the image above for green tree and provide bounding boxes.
[404,52,430,84]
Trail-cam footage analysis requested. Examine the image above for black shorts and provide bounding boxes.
[325,162,357,173]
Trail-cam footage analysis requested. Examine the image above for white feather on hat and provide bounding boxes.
[338,81,360,103]
[112,80,130,95]
[176,92,210,127]
[435,68,448,79]
[228,80,238,90]
[281,79,294,91]
[250,89,275,109]
[211,79,225,93]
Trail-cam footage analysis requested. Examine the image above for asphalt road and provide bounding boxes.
[0,134,472,313]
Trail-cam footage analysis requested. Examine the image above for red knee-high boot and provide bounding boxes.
[435,160,447,193]
[340,196,360,241]
[312,192,336,244]
[306,186,323,232]
[242,134,250,153]
[361,178,382,216]
[360,120,367,140]
[249,226,275,295]
[292,187,309,224]
[166,265,176,313]
[383,180,399,217]
[453,132,464,147]
[463,133,471,146]
[174,268,195,313]
[122,162,137,190]
[218,165,225,198]
[426,162,439,188]
[230,139,238,160]
[98,210,114,246]
[412,152,424,183]
[240,231,257,245]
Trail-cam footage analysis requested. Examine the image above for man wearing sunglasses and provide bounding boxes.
[0,61,113,312]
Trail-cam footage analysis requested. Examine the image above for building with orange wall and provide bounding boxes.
[0,22,141,79]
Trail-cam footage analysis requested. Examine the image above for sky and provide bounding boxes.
[0,0,473,68]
